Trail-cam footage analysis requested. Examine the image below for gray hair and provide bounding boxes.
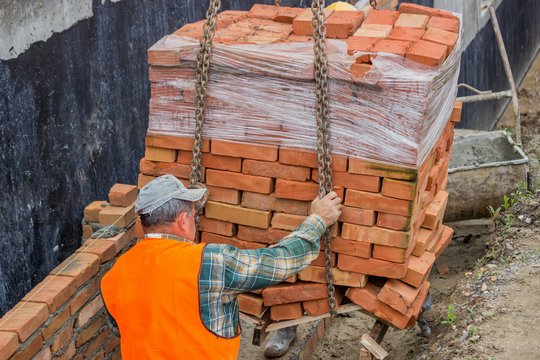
[139,198,192,228]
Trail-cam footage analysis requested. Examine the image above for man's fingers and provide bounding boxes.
[325,191,337,200]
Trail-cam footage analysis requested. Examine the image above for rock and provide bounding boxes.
[481,283,488,291]
[465,271,473,277]
[490,275,497,282]
[459,330,469,341]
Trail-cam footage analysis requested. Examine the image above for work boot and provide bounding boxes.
[264,325,298,358]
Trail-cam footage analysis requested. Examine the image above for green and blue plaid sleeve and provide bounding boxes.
[198,214,326,337]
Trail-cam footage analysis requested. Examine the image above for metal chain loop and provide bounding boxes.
[311,0,337,318]
[275,0,282,6]
[369,0,378,9]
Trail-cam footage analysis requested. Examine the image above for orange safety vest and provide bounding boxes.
[101,238,241,359]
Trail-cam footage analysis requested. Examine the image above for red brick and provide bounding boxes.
[83,329,108,358]
[371,39,411,58]
[51,321,73,353]
[293,8,335,36]
[77,296,104,327]
[243,159,310,181]
[211,139,277,161]
[406,40,447,67]
[197,215,236,236]
[69,278,99,316]
[338,254,409,278]
[0,302,47,342]
[144,146,176,162]
[346,283,379,312]
[381,178,417,200]
[75,239,117,264]
[23,276,77,313]
[275,179,318,201]
[395,13,429,29]
[331,237,372,258]
[97,227,135,253]
[377,213,410,231]
[51,253,100,287]
[108,184,137,207]
[279,148,347,171]
[270,303,304,321]
[201,232,266,250]
[372,239,415,263]
[422,190,449,229]
[402,251,436,287]
[140,158,193,180]
[311,251,336,267]
[388,26,425,42]
[339,206,375,226]
[325,11,364,39]
[427,16,460,33]
[242,192,308,215]
[422,27,458,56]
[353,23,393,38]
[237,226,289,245]
[262,282,328,306]
[342,222,411,248]
[206,169,274,194]
[205,201,271,229]
[285,275,297,284]
[10,332,43,360]
[145,133,210,152]
[399,3,457,19]
[41,306,70,341]
[425,225,444,254]
[207,185,241,205]
[273,7,304,23]
[373,297,411,329]
[33,347,51,360]
[432,225,453,258]
[238,294,265,317]
[350,63,372,79]
[76,315,103,347]
[298,266,367,288]
[363,10,399,26]
[406,282,430,327]
[138,174,155,189]
[105,333,120,353]
[303,288,345,316]
[345,189,412,216]
[271,213,307,231]
[346,36,380,63]
[84,201,107,223]
[248,4,278,20]
[98,202,136,227]
[348,158,418,180]
[378,279,421,315]
[82,224,93,239]
[198,153,242,172]
[313,170,380,193]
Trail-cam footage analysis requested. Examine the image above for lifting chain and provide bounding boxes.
[275,0,282,6]
[369,0,378,9]
[311,0,337,318]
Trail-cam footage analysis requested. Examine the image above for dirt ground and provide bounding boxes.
[239,53,540,360]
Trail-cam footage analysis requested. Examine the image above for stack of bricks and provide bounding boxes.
[139,2,462,330]
[0,184,137,360]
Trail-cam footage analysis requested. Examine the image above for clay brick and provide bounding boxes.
[77,296,104,327]
[450,101,462,124]
[144,146,176,162]
[346,36,380,62]
[422,27,458,56]
[342,222,411,248]
[84,201,107,223]
[33,347,51,360]
[76,239,117,263]
[205,201,271,229]
[0,302,47,342]
[378,279,421,315]
[313,170,380,193]
[270,303,304,321]
[381,178,417,200]
[432,225,453,258]
[427,16,460,33]
[339,206,375,226]
[22,276,77,314]
[135,220,144,238]
[377,213,410,231]
[271,213,307,231]
[51,253,100,287]
[76,315,103,347]
[51,321,73,353]
[262,282,328,306]
[373,297,411,329]
[422,190,449,229]
[82,224,94,239]
[279,148,347,171]
[98,202,136,228]
[211,139,277,161]
[108,184,137,207]
[388,26,425,42]
[395,13,429,29]
[41,306,70,341]
[105,333,120,353]
[293,8,335,36]
[426,225,444,254]
[345,189,412,216]
[371,39,411,58]
[237,226,289,245]
[83,329,108,358]
[399,3,457,19]
[350,63,372,78]
[10,332,43,360]
[206,169,274,194]
[140,158,193,180]
[363,10,399,26]
[346,283,379,312]
[273,7,304,23]
[243,159,310,181]
[299,266,368,288]
[353,23,393,38]
[348,158,418,180]
[145,133,210,152]
[201,153,243,172]
[285,275,297,283]
[402,251,436,287]
[275,179,318,201]
[69,278,99,316]
[372,240,415,263]
[96,227,135,253]
[248,4,278,20]
[197,215,236,236]
[406,40,447,67]
[338,254,409,278]
[138,174,155,189]
[201,232,266,250]
[303,288,345,316]
[207,185,241,205]
[238,294,265,317]
[242,192,308,215]
[331,237,372,258]
[325,11,364,39]
[311,251,336,267]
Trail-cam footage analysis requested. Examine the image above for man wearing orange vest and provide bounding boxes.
[101,174,342,359]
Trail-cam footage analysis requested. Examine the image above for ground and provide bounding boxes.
[239,54,540,360]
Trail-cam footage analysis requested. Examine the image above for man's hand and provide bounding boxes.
[310,191,342,228]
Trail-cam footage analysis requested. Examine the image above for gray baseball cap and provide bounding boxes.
[135,174,207,215]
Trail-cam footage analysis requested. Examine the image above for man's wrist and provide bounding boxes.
[308,214,327,236]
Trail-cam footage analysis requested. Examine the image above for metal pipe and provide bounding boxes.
[457,90,513,103]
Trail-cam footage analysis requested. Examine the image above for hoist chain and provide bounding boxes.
[369,0,378,9]
[275,0,282,6]
[311,0,337,318]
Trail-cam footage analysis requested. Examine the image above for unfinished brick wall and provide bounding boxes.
[0,185,137,360]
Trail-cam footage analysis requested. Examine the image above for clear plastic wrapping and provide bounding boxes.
[147,17,462,169]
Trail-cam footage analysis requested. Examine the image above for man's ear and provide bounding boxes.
[176,211,190,232]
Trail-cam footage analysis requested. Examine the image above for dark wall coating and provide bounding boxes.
[0,0,537,314]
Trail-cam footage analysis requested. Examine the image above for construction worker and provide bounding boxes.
[101,174,342,359]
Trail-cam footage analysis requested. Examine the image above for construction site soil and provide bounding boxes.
[239,54,540,359]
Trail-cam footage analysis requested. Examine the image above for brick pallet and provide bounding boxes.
[140,2,463,330]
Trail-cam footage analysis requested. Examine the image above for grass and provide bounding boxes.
[441,304,457,326]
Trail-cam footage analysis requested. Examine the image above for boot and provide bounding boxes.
[263,325,298,358]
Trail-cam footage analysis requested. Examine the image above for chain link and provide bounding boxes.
[275,0,282,6]
[369,0,378,9]
[311,0,337,318]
